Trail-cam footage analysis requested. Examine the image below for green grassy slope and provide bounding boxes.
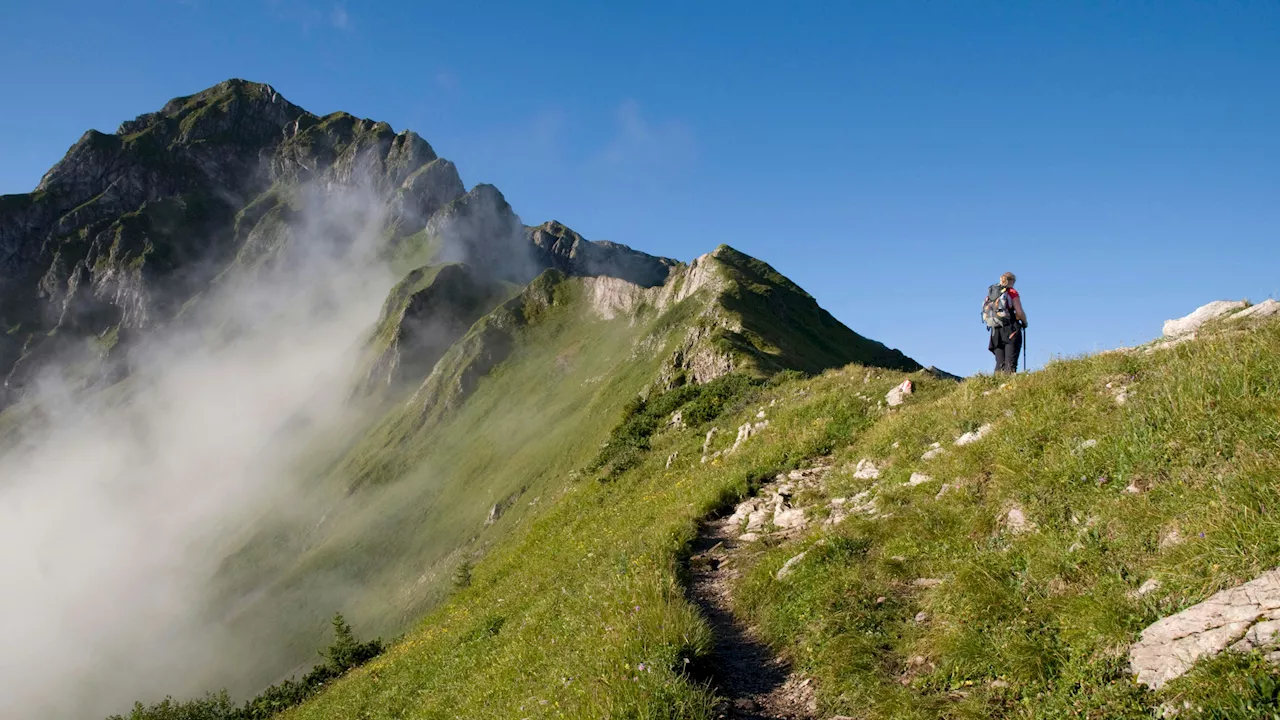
[733,313,1280,719]
[275,310,1280,719]
[204,272,713,698]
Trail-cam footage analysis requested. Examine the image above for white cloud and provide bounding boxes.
[265,0,351,33]
[434,69,459,92]
[588,99,697,173]
[330,4,349,29]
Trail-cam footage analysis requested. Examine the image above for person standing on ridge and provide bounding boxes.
[983,271,1027,374]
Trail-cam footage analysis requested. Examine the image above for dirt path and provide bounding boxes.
[687,468,829,719]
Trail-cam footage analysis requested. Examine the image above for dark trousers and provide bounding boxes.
[989,324,1022,374]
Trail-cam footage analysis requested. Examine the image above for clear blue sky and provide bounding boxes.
[2,1,1277,375]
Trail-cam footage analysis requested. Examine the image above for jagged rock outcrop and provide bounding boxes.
[528,220,677,288]
[423,185,537,283]
[387,159,465,235]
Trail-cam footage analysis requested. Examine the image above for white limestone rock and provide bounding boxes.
[1162,300,1248,338]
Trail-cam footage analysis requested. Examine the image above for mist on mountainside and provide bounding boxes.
[0,185,398,718]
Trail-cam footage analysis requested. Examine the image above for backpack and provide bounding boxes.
[981,284,1014,329]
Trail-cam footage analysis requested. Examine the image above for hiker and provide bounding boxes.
[983,271,1027,374]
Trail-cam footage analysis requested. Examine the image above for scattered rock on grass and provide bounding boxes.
[1003,504,1035,535]
[954,423,993,446]
[776,551,808,580]
[1132,578,1162,599]
[853,458,880,480]
[906,472,933,487]
[886,379,914,407]
[921,442,945,461]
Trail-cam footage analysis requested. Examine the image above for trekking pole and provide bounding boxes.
[1021,326,1028,372]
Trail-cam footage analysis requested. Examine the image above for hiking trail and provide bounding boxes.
[687,464,831,720]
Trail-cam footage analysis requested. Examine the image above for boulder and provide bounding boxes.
[886,379,914,407]
[1130,568,1280,689]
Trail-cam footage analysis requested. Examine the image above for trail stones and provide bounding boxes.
[1162,300,1248,337]
[886,379,914,407]
[774,504,807,530]
[954,423,993,446]
[1129,568,1280,689]
[725,463,830,537]
[776,551,808,580]
[853,458,880,480]
[921,442,945,461]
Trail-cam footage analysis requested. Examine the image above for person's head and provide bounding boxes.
[1000,272,1017,288]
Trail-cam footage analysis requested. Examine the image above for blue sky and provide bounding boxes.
[2,1,1277,375]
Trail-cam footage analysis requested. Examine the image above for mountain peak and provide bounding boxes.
[116,78,306,138]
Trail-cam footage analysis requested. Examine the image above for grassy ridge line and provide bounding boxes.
[284,362,930,717]
[734,318,1280,718]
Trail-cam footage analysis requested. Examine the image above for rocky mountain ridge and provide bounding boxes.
[0,78,918,410]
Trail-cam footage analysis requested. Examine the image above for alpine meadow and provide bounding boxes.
[2,78,1279,720]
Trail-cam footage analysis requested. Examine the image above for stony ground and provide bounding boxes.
[687,467,833,719]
